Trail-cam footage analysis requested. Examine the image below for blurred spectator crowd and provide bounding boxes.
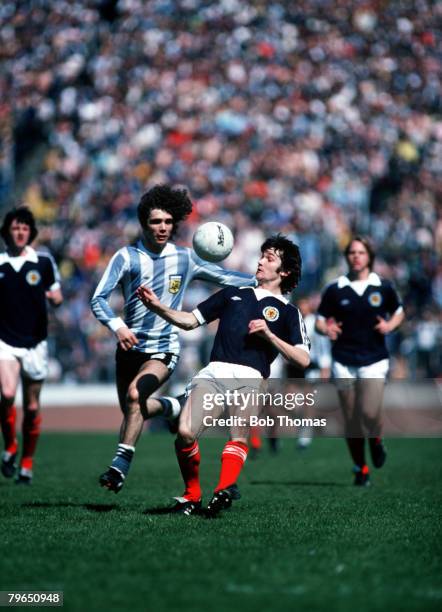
[0,0,440,382]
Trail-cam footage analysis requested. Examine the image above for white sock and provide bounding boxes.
[160,396,182,419]
[19,467,33,477]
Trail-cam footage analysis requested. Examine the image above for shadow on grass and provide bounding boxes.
[85,503,120,512]
[250,480,347,487]
[143,506,176,515]
[142,506,212,519]
[21,501,119,512]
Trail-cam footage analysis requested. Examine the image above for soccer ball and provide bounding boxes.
[192,222,234,263]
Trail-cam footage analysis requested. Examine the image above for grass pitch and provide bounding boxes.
[0,434,441,612]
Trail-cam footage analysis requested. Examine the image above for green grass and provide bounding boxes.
[0,435,441,611]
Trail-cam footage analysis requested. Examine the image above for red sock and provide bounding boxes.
[249,427,262,450]
[346,438,366,468]
[21,412,42,471]
[1,404,18,454]
[175,440,201,501]
[215,441,248,492]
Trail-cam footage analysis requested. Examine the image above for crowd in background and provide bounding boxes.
[0,0,440,382]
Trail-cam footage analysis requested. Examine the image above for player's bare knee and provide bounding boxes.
[24,401,40,414]
[177,426,195,446]
[126,386,140,414]
[363,414,382,436]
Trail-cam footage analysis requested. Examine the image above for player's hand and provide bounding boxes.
[374,316,391,335]
[45,288,63,307]
[116,327,139,351]
[248,319,274,341]
[136,285,160,309]
[326,318,342,340]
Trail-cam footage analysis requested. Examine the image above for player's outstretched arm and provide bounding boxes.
[190,251,256,288]
[248,319,310,369]
[136,285,199,330]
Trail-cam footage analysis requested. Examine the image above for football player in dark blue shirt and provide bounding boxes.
[0,207,63,484]
[137,235,310,516]
[316,236,404,486]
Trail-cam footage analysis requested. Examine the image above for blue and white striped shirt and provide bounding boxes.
[91,240,256,355]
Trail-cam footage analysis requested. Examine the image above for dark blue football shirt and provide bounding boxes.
[317,273,402,367]
[0,247,60,348]
[193,286,310,378]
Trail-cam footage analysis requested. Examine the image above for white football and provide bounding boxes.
[192,222,234,263]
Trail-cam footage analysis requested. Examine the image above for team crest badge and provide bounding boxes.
[26,270,41,286]
[263,306,279,322]
[368,292,382,307]
[168,274,183,294]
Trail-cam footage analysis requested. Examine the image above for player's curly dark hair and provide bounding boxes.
[0,206,38,245]
[344,235,375,270]
[260,234,302,294]
[137,184,193,235]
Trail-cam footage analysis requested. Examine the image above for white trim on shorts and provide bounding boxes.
[0,338,48,380]
[150,352,179,373]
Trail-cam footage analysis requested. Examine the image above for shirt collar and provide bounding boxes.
[2,246,39,264]
[253,287,288,304]
[337,272,381,288]
[136,239,174,257]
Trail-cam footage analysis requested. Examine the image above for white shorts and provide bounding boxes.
[185,361,262,396]
[184,362,263,437]
[332,358,389,389]
[191,361,262,382]
[0,339,49,381]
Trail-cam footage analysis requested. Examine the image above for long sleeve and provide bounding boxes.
[90,249,129,332]
[189,250,256,288]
